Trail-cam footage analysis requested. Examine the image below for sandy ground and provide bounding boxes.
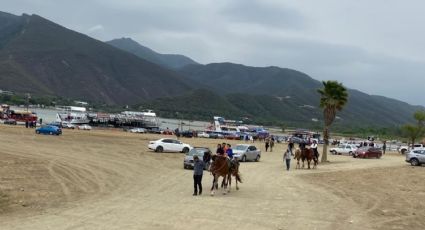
[0,125,424,230]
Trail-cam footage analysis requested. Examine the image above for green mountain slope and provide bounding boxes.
[0,12,192,104]
[107,38,198,69]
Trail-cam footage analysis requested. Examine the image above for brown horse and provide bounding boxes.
[210,155,229,196]
[301,148,316,169]
[225,159,242,192]
[294,148,302,169]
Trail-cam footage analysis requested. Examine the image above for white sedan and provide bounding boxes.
[148,138,192,153]
[329,144,357,155]
[129,128,146,133]
[78,124,92,130]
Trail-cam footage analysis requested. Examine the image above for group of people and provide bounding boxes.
[264,137,275,152]
[283,140,320,171]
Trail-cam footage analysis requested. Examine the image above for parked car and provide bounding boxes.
[62,123,76,129]
[47,122,62,128]
[330,144,357,155]
[183,147,212,169]
[147,127,162,134]
[207,131,224,139]
[3,119,17,125]
[197,131,210,138]
[224,132,241,140]
[233,144,261,162]
[180,130,195,138]
[353,147,382,158]
[36,125,62,135]
[405,149,425,166]
[398,144,424,154]
[129,128,146,133]
[148,138,192,153]
[78,124,92,130]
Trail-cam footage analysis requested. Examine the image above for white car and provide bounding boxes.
[233,144,261,162]
[330,144,357,155]
[148,138,192,153]
[129,128,146,133]
[78,124,92,130]
[62,123,76,129]
[197,131,210,138]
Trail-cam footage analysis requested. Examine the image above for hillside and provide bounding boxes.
[0,12,192,104]
[107,38,198,69]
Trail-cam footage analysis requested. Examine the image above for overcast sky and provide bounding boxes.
[4,0,425,106]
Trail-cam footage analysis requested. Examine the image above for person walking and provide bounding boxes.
[383,141,387,155]
[270,138,275,152]
[265,140,270,152]
[283,142,294,171]
[193,155,204,196]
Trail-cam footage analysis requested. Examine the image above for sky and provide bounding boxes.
[3,0,425,106]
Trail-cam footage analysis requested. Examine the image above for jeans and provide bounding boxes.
[285,159,291,170]
[193,175,203,194]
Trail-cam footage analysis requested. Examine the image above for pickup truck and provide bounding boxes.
[330,144,358,155]
[398,144,425,154]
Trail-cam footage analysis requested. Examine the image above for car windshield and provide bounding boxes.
[187,148,207,156]
[234,145,248,151]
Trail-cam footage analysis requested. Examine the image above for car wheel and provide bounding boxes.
[411,158,420,166]
[255,155,260,162]
[49,131,53,135]
[401,149,407,155]
[36,130,40,134]
[330,150,336,155]
[155,146,164,153]
[242,155,247,162]
[364,154,368,158]
[349,151,353,156]
[353,155,357,158]
[182,147,189,153]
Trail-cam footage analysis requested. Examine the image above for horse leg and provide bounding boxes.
[211,175,217,196]
[308,159,311,169]
[227,174,231,193]
[222,176,227,195]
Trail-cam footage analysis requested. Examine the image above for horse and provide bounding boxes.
[301,148,315,169]
[294,148,302,169]
[210,155,230,196]
[225,158,242,192]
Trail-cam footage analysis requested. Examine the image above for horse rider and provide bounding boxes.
[216,144,224,156]
[311,140,319,161]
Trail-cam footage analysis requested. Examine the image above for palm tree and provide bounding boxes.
[317,81,348,162]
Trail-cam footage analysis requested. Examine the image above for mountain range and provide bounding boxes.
[0,11,422,129]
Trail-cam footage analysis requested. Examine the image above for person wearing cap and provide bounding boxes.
[193,155,204,196]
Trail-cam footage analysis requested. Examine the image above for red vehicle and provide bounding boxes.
[1,105,38,122]
[353,147,382,159]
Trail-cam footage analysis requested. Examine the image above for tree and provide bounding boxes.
[403,110,425,147]
[317,81,348,162]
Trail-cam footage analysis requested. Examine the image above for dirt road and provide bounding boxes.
[0,125,423,229]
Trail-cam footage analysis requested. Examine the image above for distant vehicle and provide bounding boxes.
[129,128,146,133]
[78,124,92,130]
[147,127,162,134]
[62,123,76,129]
[289,136,307,144]
[233,144,261,162]
[183,147,212,169]
[206,131,224,139]
[406,149,425,166]
[330,144,357,155]
[3,119,17,125]
[47,122,63,128]
[148,138,192,153]
[399,144,425,154]
[180,130,195,138]
[353,147,382,159]
[197,131,210,138]
[36,125,62,135]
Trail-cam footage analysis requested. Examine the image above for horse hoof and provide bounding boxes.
[236,187,239,190]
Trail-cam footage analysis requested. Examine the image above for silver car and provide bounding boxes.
[233,144,261,162]
[406,149,425,166]
[183,147,211,169]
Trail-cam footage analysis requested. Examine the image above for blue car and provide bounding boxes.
[36,125,62,135]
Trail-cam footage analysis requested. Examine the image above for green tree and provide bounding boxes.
[317,81,348,162]
[403,110,425,147]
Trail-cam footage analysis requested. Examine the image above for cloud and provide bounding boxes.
[87,24,104,33]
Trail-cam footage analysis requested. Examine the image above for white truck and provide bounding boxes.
[398,144,425,154]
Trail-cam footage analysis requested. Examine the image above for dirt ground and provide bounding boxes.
[0,125,424,230]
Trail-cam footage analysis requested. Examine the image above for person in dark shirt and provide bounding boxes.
[226,144,233,159]
[193,156,205,196]
[203,151,211,170]
[216,144,224,156]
